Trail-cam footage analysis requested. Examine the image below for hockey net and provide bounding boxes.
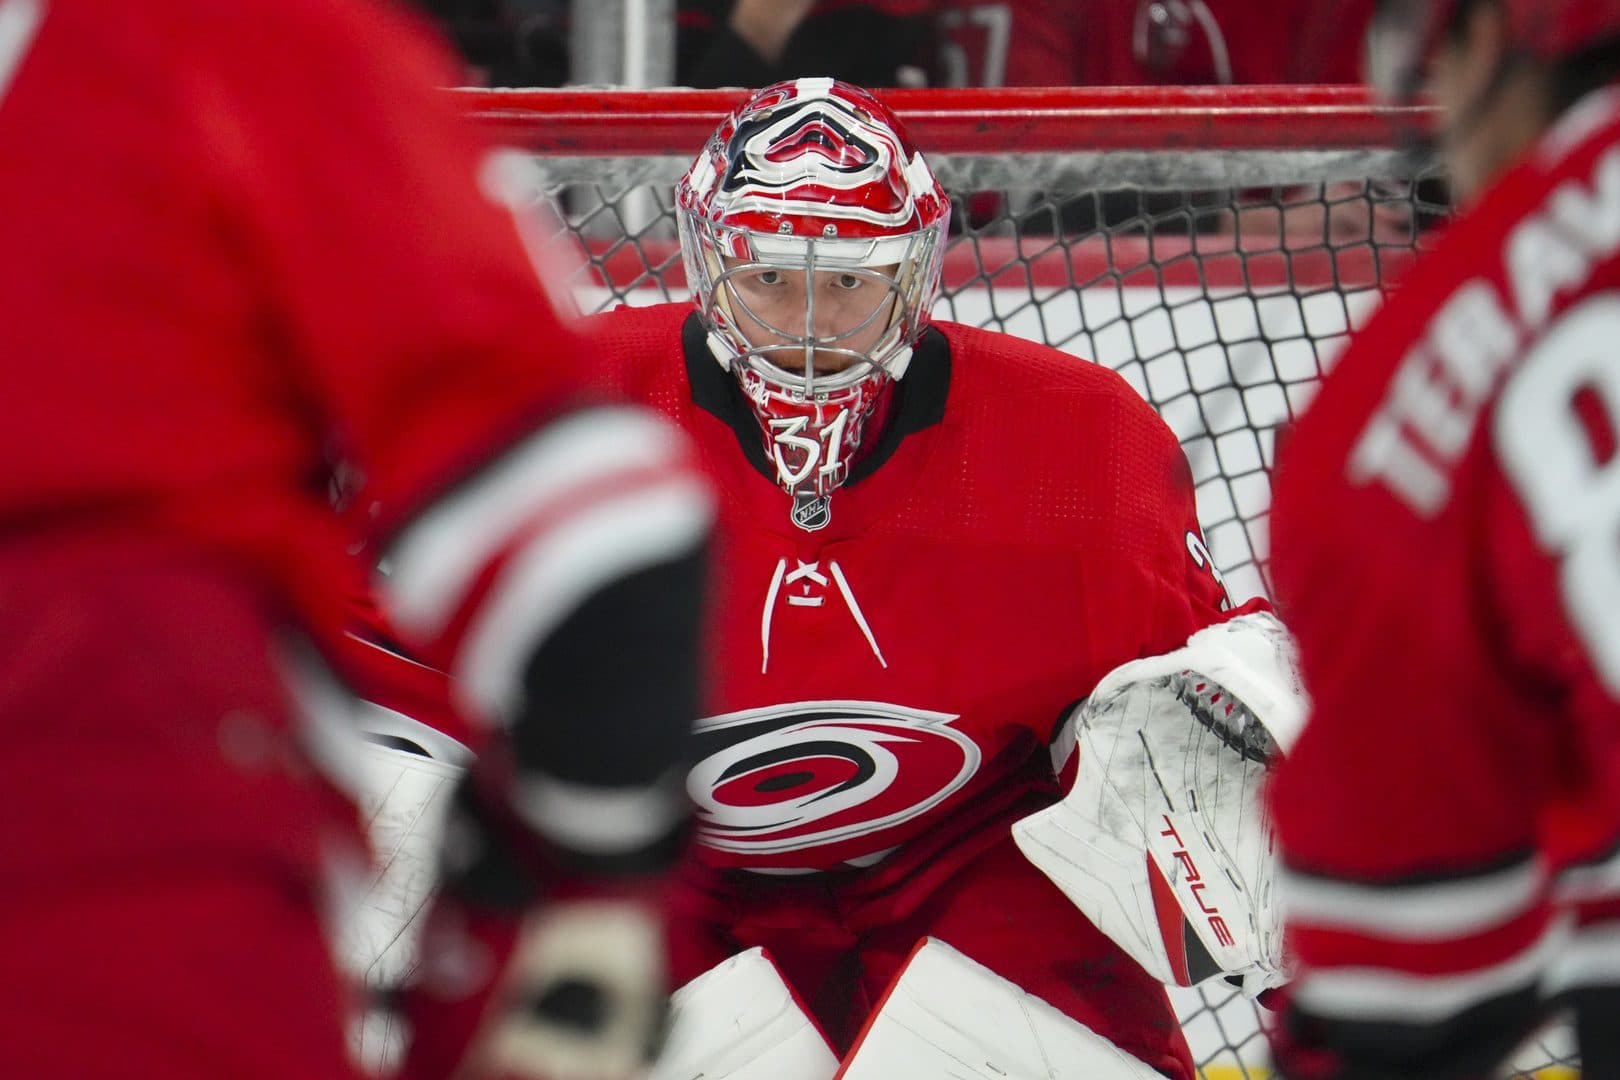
[458,85,1575,1080]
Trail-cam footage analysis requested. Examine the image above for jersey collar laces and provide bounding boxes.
[761,556,888,674]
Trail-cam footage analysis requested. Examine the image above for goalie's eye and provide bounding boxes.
[832,272,864,291]
[754,268,784,286]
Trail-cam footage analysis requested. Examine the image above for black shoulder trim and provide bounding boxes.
[846,326,950,486]
[683,311,776,481]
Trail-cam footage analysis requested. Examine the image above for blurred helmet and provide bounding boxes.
[1368,0,1620,100]
[675,78,951,503]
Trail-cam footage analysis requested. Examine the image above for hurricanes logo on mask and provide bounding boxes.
[718,99,911,225]
[688,701,981,856]
[762,117,877,170]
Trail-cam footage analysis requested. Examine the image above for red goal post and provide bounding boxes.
[451,85,1576,1080]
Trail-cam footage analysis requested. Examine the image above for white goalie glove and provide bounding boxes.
[331,701,473,1072]
[1013,612,1307,999]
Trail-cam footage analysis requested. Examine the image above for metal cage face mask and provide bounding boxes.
[675,78,951,508]
[683,221,943,396]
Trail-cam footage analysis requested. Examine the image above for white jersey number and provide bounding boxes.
[1494,293,1620,695]
[768,410,850,490]
[938,4,1013,88]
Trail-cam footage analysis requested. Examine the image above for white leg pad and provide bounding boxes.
[837,939,1164,1080]
[652,947,839,1080]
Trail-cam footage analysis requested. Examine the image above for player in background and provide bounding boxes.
[681,0,1377,91]
[579,78,1309,1079]
[407,0,571,86]
[934,0,1371,90]
[0,2,711,1078]
[1267,1,1620,1076]
[678,0,938,89]
[935,0,1396,246]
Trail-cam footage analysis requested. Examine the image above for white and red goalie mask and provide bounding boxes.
[676,78,951,498]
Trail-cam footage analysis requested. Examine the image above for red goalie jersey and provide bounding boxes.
[589,302,1232,875]
[1268,89,1620,1076]
[583,301,1237,1071]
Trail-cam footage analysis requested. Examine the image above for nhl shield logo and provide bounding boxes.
[791,490,831,532]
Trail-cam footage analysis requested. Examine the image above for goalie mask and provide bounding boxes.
[676,78,950,508]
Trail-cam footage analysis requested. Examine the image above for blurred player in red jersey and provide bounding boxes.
[1267,1,1620,1076]
[578,77,1311,1079]
[679,0,938,88]
[935,0,1391,245]
[681,1,1375,95]
[935,0,1372,89]
[0,2,713,1078]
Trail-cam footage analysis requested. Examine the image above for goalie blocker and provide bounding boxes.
[1014,611,1307,998]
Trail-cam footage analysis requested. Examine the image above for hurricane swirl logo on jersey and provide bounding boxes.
[718,96,912,227]
[688,701,980,855]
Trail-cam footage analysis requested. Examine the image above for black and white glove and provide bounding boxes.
[1013,612,1307,998]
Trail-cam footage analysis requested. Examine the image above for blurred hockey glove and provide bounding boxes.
[398,758,676,1080]
[1013,612,1307,998]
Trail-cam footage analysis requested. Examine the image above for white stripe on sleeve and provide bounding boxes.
[516,770,688,856]
[385,406,693,642]
[1291,914,1571,1024]
[1544,919,1620,997]
[1279,857,1543,941]
[1555,841,1620,904]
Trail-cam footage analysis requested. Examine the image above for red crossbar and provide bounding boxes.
[454,85,1437,156]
